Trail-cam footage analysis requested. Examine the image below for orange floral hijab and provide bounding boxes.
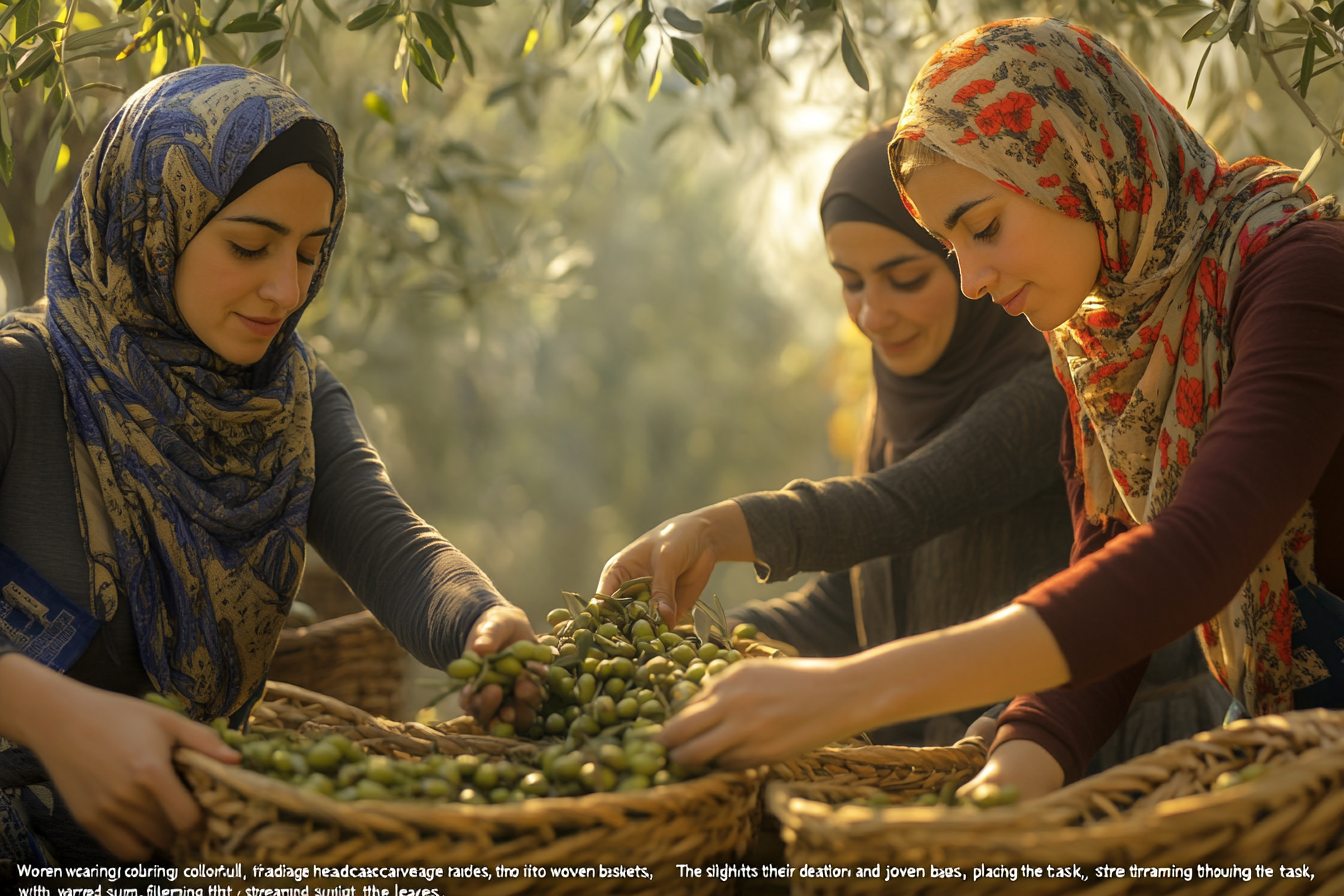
[891,17,1341,715]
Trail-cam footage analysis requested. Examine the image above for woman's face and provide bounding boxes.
[174,164,333,365]
[825,221,961,377]
[902,161,1101,332]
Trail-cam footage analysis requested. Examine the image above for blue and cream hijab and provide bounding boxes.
[13,65,345,720]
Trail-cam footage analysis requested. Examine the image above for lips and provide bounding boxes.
[876,333,920,355]
[236,312,284,337]
[994,284,1028,316]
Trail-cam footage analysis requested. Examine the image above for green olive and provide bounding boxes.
[520,772,550,796]
[617,774,651,792]
[576,673,597,703]
[447,658,481,679]
[638,701,666,721]
[616,697,640,719]
[491,722,516,738]
[302,773,336,797]
[598,743,628,771]
[629,751,665,777]
[459,788,487,805]
[604,678,627,700]
[473,763,499,790]
[631,619,655,641]
[724,649,743,664]
[580,762,618,792]
[546,608,572,625]
[494,656,524,677]
[366,757,399,785]
[684,663,707,683]
[336,763,365,788]
[658,632,684,648]
[355,779,391,800]
[456,754,481,777]
[545,713,568,735]
[306,740,342,772]
[611,657,635,679]
[706,658,729,677]
[597,622,621,639]
[553,752,584,782]
[732,623,758,640]
[669,644,697,666]
[697,643,720,663]
[419,777,453,798]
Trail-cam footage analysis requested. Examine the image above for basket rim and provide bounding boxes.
[177,747,760,836]
[768,707,1344,840]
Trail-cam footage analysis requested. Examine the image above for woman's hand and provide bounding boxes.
[657,656,866,768]
[957,737,1065,801]
[459,605,542,730]
[597,500,755,627]
[0,654,239,861]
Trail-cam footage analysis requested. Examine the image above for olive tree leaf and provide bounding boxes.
[0,0,37,37]
[223,12,283,32]
[0,199,13,251]
[363,89,394,122]
[1155,1,1211,18]
[706,0,732,12]
[408,37,443,87]
[413,11,455,61]
[561,591,588,622]
[1187,41,1212,106]
[446,0,495,6]
[1181,9,1221,41]
[670,36,708,84]
[663,5,703,33]
[569,0,596,25]
[624,9,653,60]
[1298,31,1316,96]
[760,7,772,60]
[1295,134,1328,191]
[346,2,395,31]
[441,3,475,75]
[310,0,341,24]
[34,99,72,205]
[203,33,246,65]
[840,27,869,90]
[13,20,66,47]
[10,41,54,87]
[692,605,713,644]
[250,38,284,65]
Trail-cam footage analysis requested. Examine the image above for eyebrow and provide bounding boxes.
[221,215,333,238]
[831,254,926,274]
[941,196,994,233]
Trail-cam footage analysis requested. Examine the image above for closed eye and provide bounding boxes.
[229,242,265,260]
[972,219,1000,242]
[890,273,930,291]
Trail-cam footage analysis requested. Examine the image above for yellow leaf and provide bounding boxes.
[54,143,69,174]
[72,12,102,31]
[401,70,409,103]
[647,68,662,102]
[150,32,168,74]
[522,27,538,56]
[612,12,624,32]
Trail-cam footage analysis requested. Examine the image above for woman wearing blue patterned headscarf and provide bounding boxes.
[0,66,533,863]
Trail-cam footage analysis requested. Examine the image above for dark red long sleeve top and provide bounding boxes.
[994,219,1344,782]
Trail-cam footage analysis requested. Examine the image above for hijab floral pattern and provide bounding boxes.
[892,17,1339,715]
[8,65,344,720]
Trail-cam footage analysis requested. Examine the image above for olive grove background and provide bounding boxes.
[3,0,1344,657]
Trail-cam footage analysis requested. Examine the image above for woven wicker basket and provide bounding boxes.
[770,708,1344,895]
[267,611,405,718]
[177,682,761,895]
[771,738,987,791]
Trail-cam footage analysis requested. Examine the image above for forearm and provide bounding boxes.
[740,362,1065,582]
[0,653,73,748]
[836,604,1070,734]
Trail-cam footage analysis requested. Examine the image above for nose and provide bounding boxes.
[854,284,901,335]
[258,254,307,312]
[954,246,996,301]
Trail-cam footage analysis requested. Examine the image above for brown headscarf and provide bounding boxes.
[822,123,1049,646]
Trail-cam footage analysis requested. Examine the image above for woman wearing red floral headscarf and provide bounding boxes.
[655,17,1344,797]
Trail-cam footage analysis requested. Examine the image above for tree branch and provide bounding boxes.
[1255,10,1340,146]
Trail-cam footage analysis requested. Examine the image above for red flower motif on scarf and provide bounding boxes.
[1138,324,1160,345]
[1022,43,1037,54]
[953,79,997,104]
[997,179,1025,195]
[1289,530,1312,552]
[1088,360,1126,384]
[1158,429,1172,470]
[1113,468,1131,495]
[1176,375,1204,428]
[928,40,990,87]
[1117,179,1142,211]
[1186,167,1209,204]
[1038,173,1061,188]
[1055,67,1072,91]
[1179,301,1201,365]
[1086,309,1122,329]
[1176,436,1191,466]
[1195,257,1227,324]
[955,128,979,145]
[1160,334,1176,365]
[976,92,1037,135]
[1033,120,1057,160]
[1107,392,1131,415]
[1055,186,1083,218]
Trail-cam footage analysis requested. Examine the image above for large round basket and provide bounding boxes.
[267,611,405,718]
[176,684,761,896]
[770,738,986,792]
[769,708,1344,895]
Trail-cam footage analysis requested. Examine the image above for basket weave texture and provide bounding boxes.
[267,611,405,718]
[770,738,986,791]
[175,682,761,895]
[770,708,1344,896]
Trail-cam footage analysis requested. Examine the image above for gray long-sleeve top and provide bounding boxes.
[0,327,505,695]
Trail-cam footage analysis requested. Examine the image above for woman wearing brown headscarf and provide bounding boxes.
[600,124,1227,753]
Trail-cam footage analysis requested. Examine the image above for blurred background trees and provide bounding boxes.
[3,0,1344,662]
